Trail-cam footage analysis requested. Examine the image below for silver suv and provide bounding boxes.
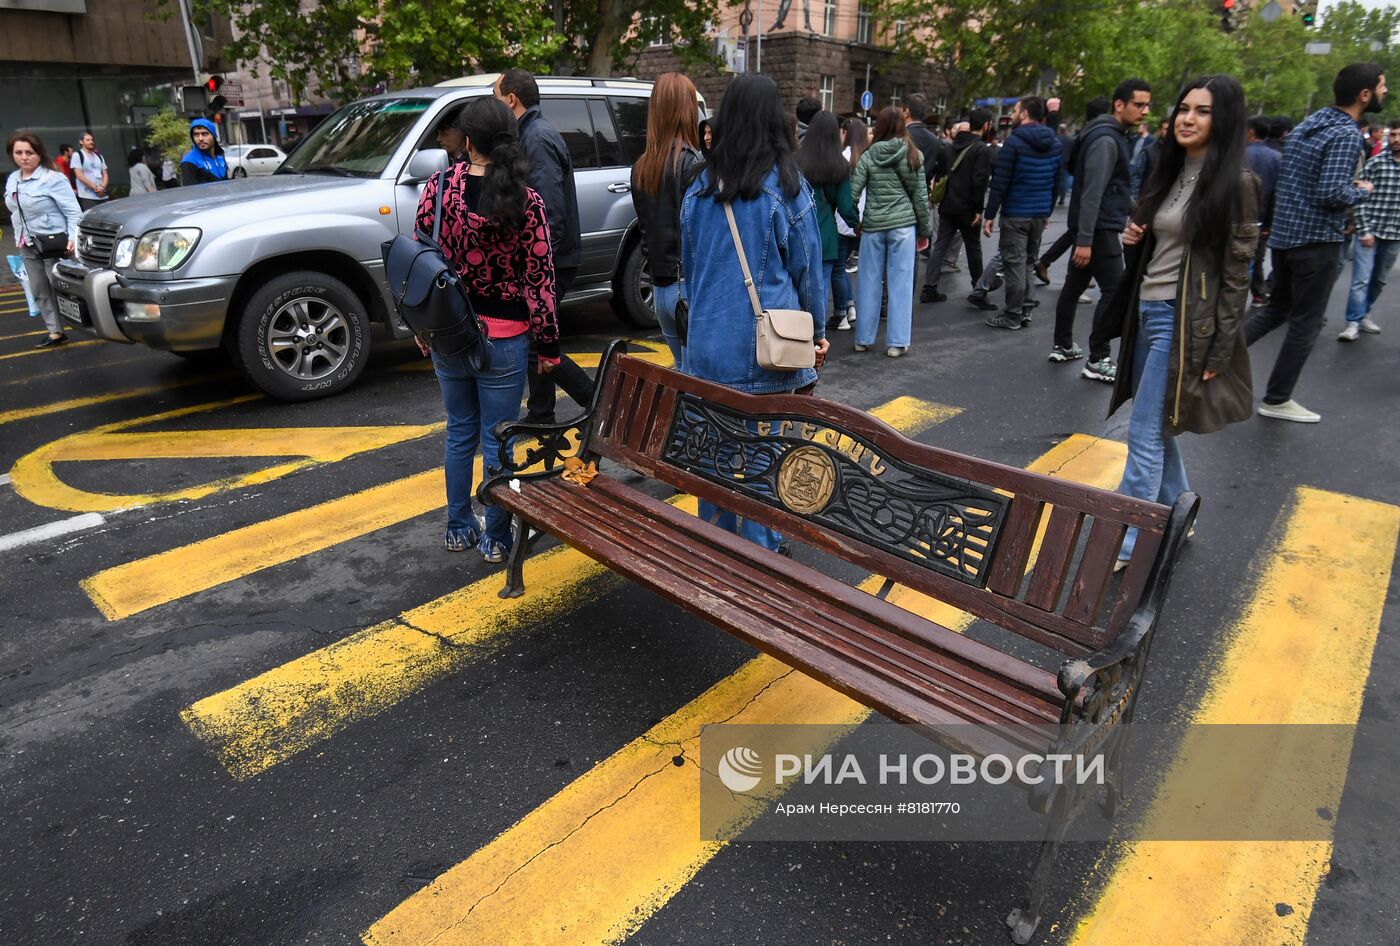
[51,75,694,401]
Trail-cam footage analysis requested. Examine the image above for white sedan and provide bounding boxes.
[225,144,287,178]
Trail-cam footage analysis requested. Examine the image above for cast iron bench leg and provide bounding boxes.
[1007,783,1074,944]
[499,513,529,599]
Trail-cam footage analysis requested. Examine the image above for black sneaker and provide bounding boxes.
[985,313,1023,331]
[34,333,67,348]
[920,287,947,303]
[967,292,998,311]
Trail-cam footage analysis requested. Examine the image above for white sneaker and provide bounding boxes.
[1078,292,1092,304]
[1338,322,1360,342]
[1257,399,1321,423]
[1360,316,1382,334]
[834,312,853,331]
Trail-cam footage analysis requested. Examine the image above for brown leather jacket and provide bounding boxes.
[1107,167,1260,435]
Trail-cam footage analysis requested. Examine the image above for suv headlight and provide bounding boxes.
[133,228,201,272]
[113,236,137,269]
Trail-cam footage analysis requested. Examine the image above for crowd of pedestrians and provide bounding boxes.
[4,61,1395,560]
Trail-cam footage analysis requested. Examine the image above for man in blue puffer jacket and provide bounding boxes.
[981,96,1062,329]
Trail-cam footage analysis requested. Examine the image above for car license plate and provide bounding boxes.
[56,294,87,325]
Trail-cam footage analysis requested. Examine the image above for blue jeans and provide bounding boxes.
[652,279,685,370]
[1118,300,1190,561]
[831,235,855,313]
[855,226,915,348]
[1345,235,1400,322]
[696,500,783,551]
[432,332,529,546]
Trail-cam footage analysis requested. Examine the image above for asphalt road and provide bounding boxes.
[2,217,1398,946]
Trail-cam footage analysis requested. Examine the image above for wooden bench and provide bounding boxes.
[479,342,1198,944]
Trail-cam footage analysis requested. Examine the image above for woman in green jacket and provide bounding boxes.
[850,107,931,357]
[797,112,860,331]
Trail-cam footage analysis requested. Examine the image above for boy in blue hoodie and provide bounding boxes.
[180,118,228,186]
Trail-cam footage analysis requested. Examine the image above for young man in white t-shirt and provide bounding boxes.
[71,132,109,210]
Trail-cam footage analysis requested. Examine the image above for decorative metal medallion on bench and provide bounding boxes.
[478,342,1199,945]
[665,394,1008,586]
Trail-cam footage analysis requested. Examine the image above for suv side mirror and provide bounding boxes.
[403,148,449,184]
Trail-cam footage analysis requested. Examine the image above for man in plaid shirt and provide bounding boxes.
[1245,63,1385,423]
[1340,117,1400,341]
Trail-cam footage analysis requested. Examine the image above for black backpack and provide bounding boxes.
[381,169,490,367]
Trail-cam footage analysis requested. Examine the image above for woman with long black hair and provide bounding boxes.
[797,111,860,333]
[680,73,826,552]
[1109,75,1257,568]
[415,95,559,562]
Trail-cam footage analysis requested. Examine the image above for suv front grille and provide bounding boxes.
[77,222,118,267]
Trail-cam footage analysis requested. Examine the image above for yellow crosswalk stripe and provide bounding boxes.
[0,328,45,341]
[0,340,99,360]
[1069,487,1400,946]
[0,376,232,427]
[179,398,964,780]
[361,435,1129,946]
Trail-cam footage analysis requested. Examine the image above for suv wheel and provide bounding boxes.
[612,240,659,329]
[228,271,370,401]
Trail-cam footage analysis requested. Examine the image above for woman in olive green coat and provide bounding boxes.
[1105,75,1257,569]
[850,107,932,357]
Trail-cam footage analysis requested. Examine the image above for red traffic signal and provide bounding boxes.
[205,75,223,94]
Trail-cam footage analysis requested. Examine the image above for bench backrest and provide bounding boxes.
[584,350,1181,658]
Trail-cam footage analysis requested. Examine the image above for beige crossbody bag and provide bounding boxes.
[722,201,816,371]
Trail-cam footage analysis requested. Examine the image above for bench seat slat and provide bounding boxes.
[490,476,1071,736]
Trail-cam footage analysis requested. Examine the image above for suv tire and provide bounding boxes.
[228,271,370,401]
[612,240,660,329]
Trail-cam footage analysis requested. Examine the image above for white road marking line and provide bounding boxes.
[0,473,11,486]
[0,513,106,553]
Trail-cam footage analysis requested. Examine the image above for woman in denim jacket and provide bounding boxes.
[5,132,83,347]
[679,74,827,552]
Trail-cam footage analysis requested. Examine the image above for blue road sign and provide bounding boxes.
[861,90,873,111]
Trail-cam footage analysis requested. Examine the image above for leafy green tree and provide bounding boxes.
[145,107,192,162]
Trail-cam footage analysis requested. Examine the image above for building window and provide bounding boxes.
[890,85,904,109]
[823,0,836,36]
[820,75,835,112]
[895,19,907,46]
[856,4,873,44]
[936,95,948,112]
[644,16,670,47]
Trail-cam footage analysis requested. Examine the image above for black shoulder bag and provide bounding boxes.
[10,188,71,260]
[381,169,490,368]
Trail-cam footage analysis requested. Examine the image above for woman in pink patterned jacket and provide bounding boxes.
[415,95,559,563]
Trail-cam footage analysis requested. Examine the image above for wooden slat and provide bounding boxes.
[1109,527,1165,632]
[641,384,679,458]
[985,495,1045,595]
[505,478,1065,728]
[625,378,660,453]
[1023,506,1085,611]
[1063,516,1128,630]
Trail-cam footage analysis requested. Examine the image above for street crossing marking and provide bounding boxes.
[83,469,446,621]
[0,376,230,427]
[1069,487,1399,946]
[0,512,106,553]
[8,397,441,512]
[0,329,45,342]
[360,435,1129,946]
[179,398,962,780]
[0,340,99,360]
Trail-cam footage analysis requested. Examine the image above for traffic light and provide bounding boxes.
[1219,0,1238,33]
[204,75,227,115]
[1299,0,1318,26]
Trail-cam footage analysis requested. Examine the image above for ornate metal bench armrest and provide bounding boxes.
[476,417,594,507]
[1056,610,1156,705]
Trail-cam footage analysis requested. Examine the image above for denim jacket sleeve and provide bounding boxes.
[47,170,83,243]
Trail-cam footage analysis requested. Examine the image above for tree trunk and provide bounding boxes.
[585,0,635,76]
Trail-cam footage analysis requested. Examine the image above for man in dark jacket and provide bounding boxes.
[1246,117,1282,303]
[496,69,594,424]
[1245,64,1384,423]
[921,108,994,302]
[795,97,821,144]
[1051,77,1151,381]
[903,93,945,187]
[981,96,1062,329]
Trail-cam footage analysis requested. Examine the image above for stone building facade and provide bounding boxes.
[630,0,951,121]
